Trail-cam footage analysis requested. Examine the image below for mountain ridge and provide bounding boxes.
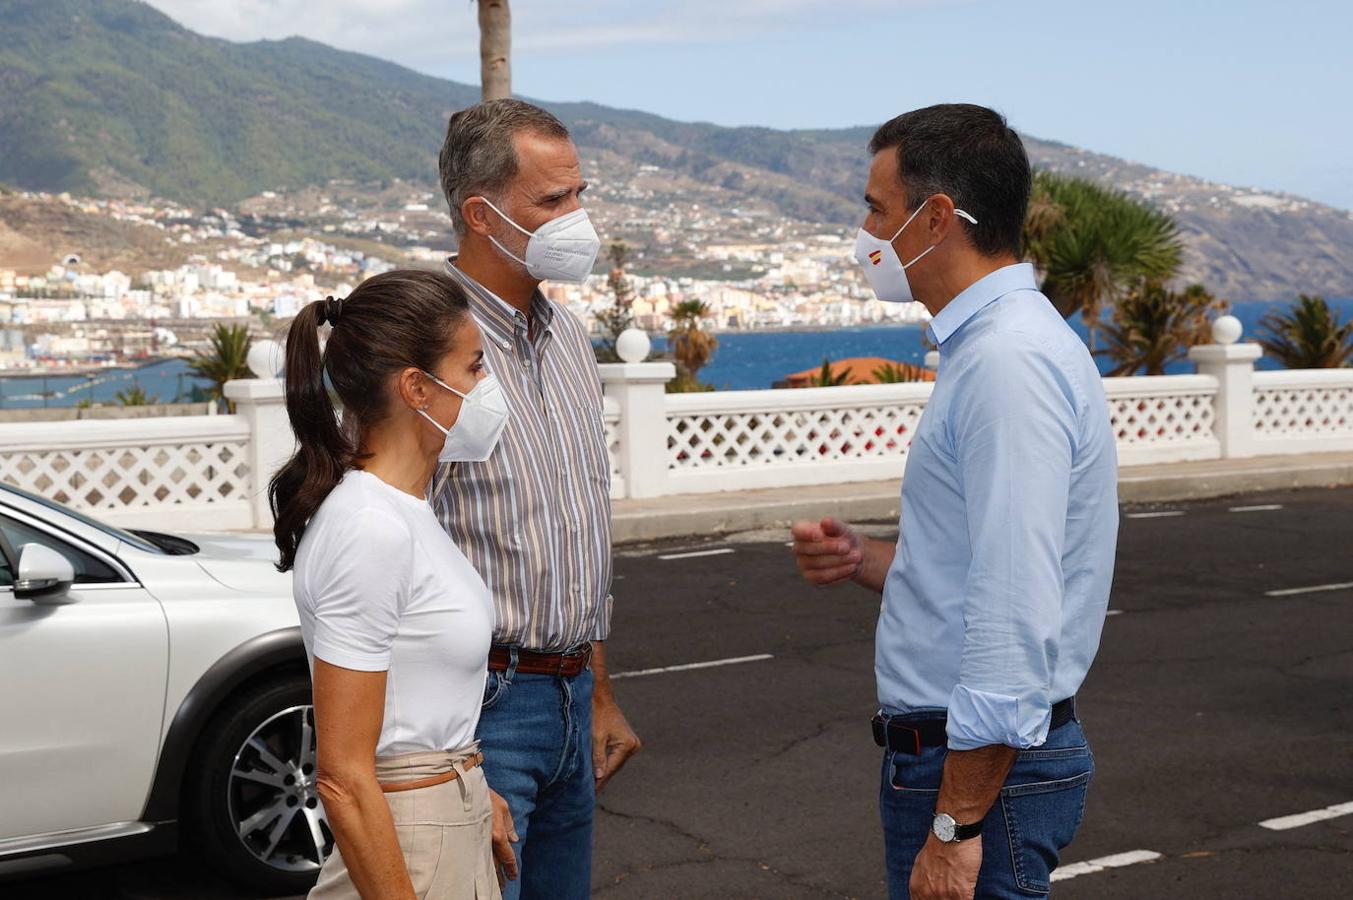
[2,0,1351,300]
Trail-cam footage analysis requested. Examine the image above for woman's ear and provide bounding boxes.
[396,367,429,412]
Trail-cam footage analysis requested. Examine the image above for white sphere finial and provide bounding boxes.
[1211,315,1242,345]
[615,328,652,363]
[247,339,285,379]
[924,350,941,370]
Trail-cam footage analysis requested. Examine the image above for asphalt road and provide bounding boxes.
[10,486,1353,899]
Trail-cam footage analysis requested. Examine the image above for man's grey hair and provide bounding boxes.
[438,99,571,236]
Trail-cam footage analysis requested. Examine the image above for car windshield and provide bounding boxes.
[0,481,165,555]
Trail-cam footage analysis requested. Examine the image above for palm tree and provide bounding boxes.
[115,383,159,407]
[1257,294,1353,368]
[189,323,253,411]
[477,1,511,100]
[872,361,927,383]
[1099,282,1223,376]
[808,357,851,387]
[1024,173,1184,347]
[666,300,719,392]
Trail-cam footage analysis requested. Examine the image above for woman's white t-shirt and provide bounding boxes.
[293,470,493,756]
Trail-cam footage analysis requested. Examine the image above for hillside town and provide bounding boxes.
[0,185,928,371]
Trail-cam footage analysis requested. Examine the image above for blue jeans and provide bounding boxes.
[880,715,1093,898]
[476,659,594,900]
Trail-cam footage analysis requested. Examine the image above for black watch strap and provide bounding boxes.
[952,819,984,842]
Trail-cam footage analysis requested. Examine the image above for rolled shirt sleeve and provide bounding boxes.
[308,508,413,672]
[591,591,614,641]
[945,335,1082,751]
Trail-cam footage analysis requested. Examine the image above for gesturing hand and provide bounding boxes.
[790,517,864,587]
[489,788,518,887]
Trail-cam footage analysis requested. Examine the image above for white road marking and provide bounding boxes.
[611,654,774,680]
[1126,511,1185,519]
[1229,504,1284,512]
[1051,849,1163,882]
[1264,581,1353,598]
[658,548,736,561]
[1259,800,1353,831]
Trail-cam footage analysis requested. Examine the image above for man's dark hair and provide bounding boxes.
[868,104,1030,258]
[438,99,571,236]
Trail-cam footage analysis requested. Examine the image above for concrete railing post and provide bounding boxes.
[1188,316,1262,459]
[223,377,291,528]
[598,361,676,499]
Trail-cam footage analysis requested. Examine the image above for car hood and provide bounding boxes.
[181,532,292,595]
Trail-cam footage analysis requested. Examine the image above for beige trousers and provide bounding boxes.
[308,746,501,900]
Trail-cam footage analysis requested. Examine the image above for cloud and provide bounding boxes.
[143,0,946,67]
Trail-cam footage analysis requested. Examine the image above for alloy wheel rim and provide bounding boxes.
[228,704,332,873]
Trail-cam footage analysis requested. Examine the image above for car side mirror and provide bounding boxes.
[14,544,77,604]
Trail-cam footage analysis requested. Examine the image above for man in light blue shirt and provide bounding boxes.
[793,104,1119,899]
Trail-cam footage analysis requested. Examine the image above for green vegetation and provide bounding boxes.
[1257,295,1353,368]
[808,357,851,387]
[1098,282,1223,376]
[1024,173,1183,344]
[189,323,253,411]
[0,0,478,204]
[594,242,636,364]
[114,382,158,406]
[666,300,718,393]
[873,361,926,383]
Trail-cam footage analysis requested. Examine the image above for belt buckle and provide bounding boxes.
[872,713,922,755]
[890,723,922,756]
[882,714,925,757]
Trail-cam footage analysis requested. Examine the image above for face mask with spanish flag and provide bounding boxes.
[852,196,978,303]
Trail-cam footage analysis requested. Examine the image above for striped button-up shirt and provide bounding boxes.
[432,259,614,651]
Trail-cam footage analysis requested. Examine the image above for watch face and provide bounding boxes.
[932,813,957,843]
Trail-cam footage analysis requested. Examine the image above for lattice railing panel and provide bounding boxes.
[666,403,927,469]
[1108,393,1215,446]
[603,409,623,479]
[1253,386,1353,436]
[0,442,251,513]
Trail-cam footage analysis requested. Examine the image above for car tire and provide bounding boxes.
[182,671,330,896]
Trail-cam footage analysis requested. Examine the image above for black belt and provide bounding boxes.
[873,697,1077,755]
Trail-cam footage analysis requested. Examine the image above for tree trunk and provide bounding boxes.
[477,0,511,101]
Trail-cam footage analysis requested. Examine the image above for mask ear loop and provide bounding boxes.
[477,196,533,269]
[476,196,534,237]
[896,204,981,269]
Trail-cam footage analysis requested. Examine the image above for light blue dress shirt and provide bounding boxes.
[876,263,1120,751]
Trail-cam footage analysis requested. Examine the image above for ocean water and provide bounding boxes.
[1,298,1349,407]
[695,296,1353,389]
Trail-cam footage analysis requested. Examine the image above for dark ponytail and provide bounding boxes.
[268,269,471,571]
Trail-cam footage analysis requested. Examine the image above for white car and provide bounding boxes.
[0,481,328,895]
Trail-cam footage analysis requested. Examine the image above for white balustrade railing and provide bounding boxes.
[1252,369,1353,453]
[3,336,1349,529]
[1102,375,1220,466]
[603,395,626,500]
[664,383,933,494]
[0,415,254,530]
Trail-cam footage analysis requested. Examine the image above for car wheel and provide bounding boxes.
[184,672,332,895]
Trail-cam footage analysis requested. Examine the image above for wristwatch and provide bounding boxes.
[932,812,984,843]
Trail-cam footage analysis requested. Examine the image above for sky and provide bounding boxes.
[144,0,1353,210]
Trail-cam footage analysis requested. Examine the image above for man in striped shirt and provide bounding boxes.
[432,99,640,900]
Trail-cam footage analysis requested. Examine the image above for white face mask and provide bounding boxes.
[478,197,601,283]
[417,372,510,463]
[853,198,978,303]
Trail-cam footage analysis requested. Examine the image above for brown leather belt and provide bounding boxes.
[488,644,593,678]
[379,753,484,793]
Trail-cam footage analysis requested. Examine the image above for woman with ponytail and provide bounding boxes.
[270,270,516,899]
